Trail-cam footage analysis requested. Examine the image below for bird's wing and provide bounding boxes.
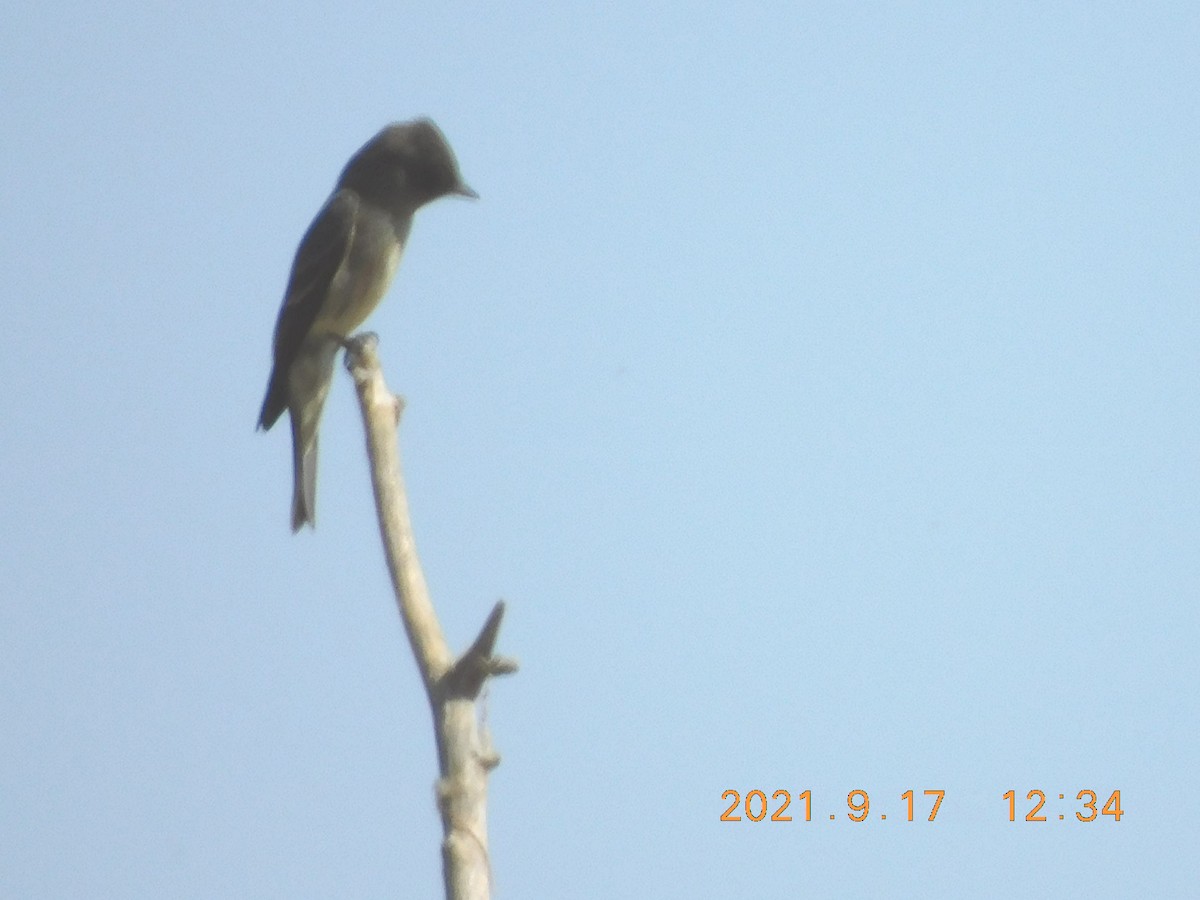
[258,190,359,429]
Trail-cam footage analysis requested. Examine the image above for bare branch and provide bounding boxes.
[344,333,452,686]
[344,333,517,900]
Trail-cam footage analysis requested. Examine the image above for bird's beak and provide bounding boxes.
[454,182,479,200]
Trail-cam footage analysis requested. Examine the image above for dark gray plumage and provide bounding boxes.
[258,119,475,530]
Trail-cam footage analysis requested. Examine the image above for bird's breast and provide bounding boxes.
[316,217,407,336]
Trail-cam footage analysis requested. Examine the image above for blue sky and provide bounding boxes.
[2,2,1197,896]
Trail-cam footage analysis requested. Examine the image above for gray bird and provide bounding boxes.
[258,119,476,531]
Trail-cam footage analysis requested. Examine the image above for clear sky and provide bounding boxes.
[2,2,1197,897]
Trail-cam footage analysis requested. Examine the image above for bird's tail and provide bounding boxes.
[290,412,318,532]
[275,336,338,531]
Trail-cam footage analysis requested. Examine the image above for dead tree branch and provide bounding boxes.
[344,333,517,900]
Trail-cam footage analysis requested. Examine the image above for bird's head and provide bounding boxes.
[339,118,477,210]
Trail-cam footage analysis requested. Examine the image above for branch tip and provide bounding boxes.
[471,601,506,658]
[488,656,519,677]
[342,331,380,381]
[442,602,515,698]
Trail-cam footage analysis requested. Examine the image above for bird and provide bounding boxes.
[257,119,476,531]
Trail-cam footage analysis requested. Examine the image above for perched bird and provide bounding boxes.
[258,119,476,531]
